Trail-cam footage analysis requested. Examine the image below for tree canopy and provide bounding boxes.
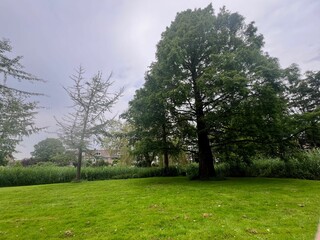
[125,4,319,179]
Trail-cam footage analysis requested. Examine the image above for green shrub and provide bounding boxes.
[246,150,320,179]
[215,162,230,177]
[163,166,181,176]
[285,150,320,180]
[227,160,249,177]
[249,158,286,178]
[185,163,199,180]
[1,150,319,187]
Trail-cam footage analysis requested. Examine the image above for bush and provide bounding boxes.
[20,158,38,167]
[248,158,286,178]
[163,166,181,176]
[226,160,249,177]
[285,150,320,180]
[245,150,320,179]
[185,163,199,180]
[215,162,230,177]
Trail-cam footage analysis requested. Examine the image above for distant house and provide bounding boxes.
[83,149,121,164]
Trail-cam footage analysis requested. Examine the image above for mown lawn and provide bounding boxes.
[0,177,319,239]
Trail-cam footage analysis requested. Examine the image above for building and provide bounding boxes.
[83,149,120,164]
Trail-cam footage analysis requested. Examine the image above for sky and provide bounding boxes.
[1,0,319,159]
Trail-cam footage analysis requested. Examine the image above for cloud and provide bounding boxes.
[306,50,320,64]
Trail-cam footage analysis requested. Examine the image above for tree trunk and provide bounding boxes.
[162,124,169,174]
[77,109,89,181]
[196,113,216,179]
[163,152,169,173]
[144,153,152,167]
[193,75,216,179]
[76,147,82,181]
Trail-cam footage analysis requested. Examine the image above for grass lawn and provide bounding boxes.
[0,177,319,240]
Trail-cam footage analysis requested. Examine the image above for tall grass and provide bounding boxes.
[1,150,319,187]
[0,166,181,187]
[0,166,75,187]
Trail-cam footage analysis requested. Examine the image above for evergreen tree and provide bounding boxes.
[0,38,42,164]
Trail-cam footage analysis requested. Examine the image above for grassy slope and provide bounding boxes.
[0,177,319,240]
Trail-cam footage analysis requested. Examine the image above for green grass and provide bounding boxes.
[0,177,319,239]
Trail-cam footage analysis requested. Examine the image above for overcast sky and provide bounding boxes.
[1,0,319,159]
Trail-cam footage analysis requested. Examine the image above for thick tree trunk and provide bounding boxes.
[196,112,216,179]
[193,74,216,179]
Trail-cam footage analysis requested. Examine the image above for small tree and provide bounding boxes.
[0,38,42,164]
[56,66,123,180]
[102,119,133,166]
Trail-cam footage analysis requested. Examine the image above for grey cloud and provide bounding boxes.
[306,52,320,63]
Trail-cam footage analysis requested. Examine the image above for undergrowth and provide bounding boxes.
[1,150,319,187]
[0,166,181,187]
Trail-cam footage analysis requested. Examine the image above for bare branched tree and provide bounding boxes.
[56,66,124,180]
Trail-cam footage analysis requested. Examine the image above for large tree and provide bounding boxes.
[138,5,289,179]
[0,38,42,165]
[56,66,123,180]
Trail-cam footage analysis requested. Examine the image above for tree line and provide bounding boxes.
[1,5,319,180]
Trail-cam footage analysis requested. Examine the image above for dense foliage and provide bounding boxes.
[186,150,320,180]
[125,5,320,179]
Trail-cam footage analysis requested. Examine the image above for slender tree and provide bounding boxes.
[56,66,123,180]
